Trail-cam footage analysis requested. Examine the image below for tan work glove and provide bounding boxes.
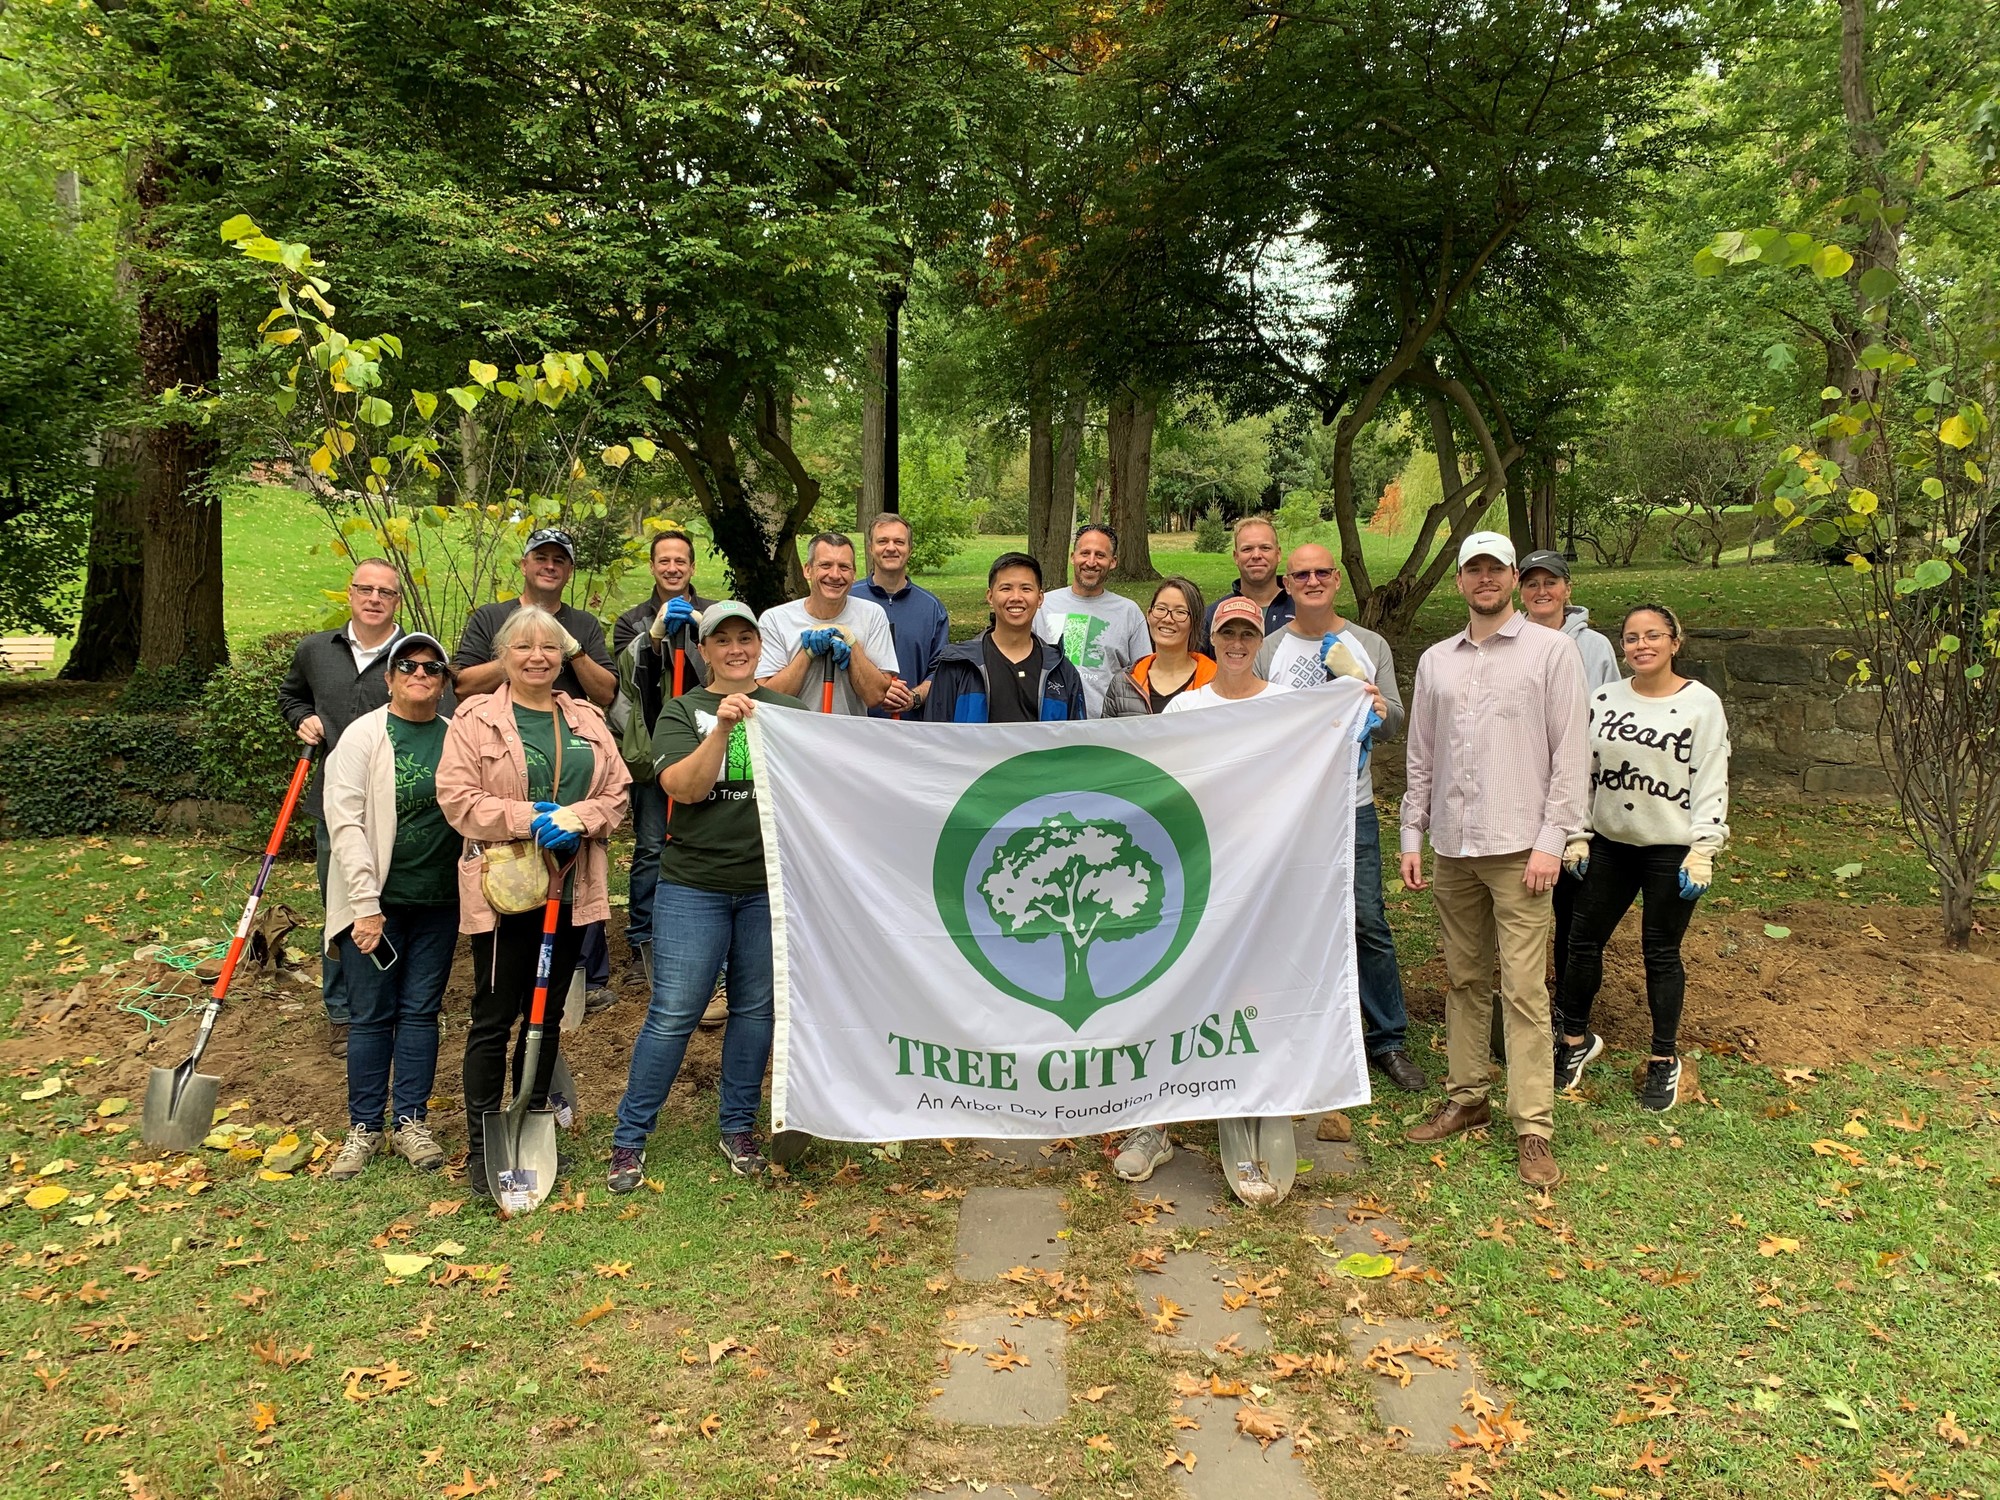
[1318,635,1365,681]
[1562,837,1592,878]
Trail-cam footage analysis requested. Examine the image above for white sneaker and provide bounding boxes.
[326,1123,381,1181]
[391,1117,445,1171]
[1113,1125,1174,1183]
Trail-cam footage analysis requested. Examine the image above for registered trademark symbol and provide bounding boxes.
[1243,1006,1258,1020]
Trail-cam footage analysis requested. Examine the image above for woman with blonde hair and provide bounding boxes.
[437,606,630,1197]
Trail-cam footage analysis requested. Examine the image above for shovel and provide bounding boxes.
[484,856,569,1216]
[143,747,315,1152]
[820,653,836,714]
[1217,1116,1300,1207]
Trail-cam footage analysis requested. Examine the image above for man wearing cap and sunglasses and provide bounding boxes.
[1399,530,1587,1190]
[452,527,622,1015]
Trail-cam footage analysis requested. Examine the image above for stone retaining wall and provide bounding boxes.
[1673,627,1889,798]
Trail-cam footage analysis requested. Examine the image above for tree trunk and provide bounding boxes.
[1027,362,1058,577]
[1505,456,1534,553]
[134,295,225,676]
[1052,391,1085,565]
[858,332,887,543]
[62,427,146,680]
[1533,465,1558,551]
[1107,384,1159,582]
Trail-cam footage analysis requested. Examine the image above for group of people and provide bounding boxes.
[279,508,1729,1201]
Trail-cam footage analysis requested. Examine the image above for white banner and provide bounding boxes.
[752,682,1372,1141]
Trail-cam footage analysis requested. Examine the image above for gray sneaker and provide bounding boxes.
[391,1117,445,1171]
[326,1123,381,1181]
[1113,1125,1173,1183]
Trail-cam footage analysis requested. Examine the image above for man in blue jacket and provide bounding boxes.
[923,553,1089,723]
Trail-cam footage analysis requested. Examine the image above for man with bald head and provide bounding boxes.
[1254,544,1425,1094]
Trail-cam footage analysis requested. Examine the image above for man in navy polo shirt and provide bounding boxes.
[1201,514,1295,645]
[850,513,950,718]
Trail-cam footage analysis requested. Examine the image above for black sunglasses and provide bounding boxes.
[393,659,448,677]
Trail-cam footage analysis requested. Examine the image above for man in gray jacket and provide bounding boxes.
[278,558,426,1055]
[1255,543,1426,1094]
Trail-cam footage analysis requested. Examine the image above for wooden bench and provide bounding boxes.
[0,636,58,674]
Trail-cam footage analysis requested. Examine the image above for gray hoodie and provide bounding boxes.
[1561,605,1621,690]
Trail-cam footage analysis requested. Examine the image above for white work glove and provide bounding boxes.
[1562,838,1591,879]
[557,622,583,659]
[1678,847,1713,900]
[549,806,586,834]
[1319,634,1364,681]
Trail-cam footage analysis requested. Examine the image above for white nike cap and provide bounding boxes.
[1457,530,1516,569]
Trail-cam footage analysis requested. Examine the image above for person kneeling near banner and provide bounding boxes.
[322,633,459,1181]
[610,603,806,1189]
[923,552,1090,723]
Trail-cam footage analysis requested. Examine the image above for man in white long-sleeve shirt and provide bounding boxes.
[1399,531,1587,1190]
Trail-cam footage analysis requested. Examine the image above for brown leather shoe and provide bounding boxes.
[1406,1099,1491,1142]
[1517,1134,1562,1188]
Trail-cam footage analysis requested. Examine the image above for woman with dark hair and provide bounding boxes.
[1554,603,1731,1112]
[1102,576,1215,718]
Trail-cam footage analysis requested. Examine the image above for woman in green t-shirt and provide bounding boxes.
[610,602,803,1189]
[321,633,460,1182]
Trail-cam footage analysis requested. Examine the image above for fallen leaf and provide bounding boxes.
[251,1401,278,1434]
[1336,1251,1395,1278]
[97,1098,130,1117]
[697,1413,722,1439]
[441,1469,493,1498]
[382,1253,436,1277]
[1937,1411,1971,1448]
[1086,1433,1115,1453]
[985,1338,1031,1372]
[21,1078,63,1101]
[1757,1236,1800,1257]
[1078,1384,1116,1402]
[1150,1296,1186,1334]
[23,1184,70,1211]
[594,1261,633,1279]
[1628,1439,1672,1478]
[1162,1449,1197,1473]
[1235,1405,1285,1448]
[573,1298,615,1327]
[1446,1460,1494,1497]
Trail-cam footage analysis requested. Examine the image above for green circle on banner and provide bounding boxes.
[932,745,1210,1031]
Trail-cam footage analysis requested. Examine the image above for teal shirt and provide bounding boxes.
[513,705,597,900]
[380,714,457,907]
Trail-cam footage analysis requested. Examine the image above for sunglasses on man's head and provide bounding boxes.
[393,659,448,677]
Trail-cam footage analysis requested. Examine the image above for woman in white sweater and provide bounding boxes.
[1553,604,1730,1112]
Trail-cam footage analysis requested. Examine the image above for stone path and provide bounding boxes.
[924,1125,1507,1490]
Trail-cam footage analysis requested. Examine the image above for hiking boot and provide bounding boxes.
[1555,1031,1604,1092]
[326,1123,381,1182]
[584,985,618,1015]
[1517,1133,1562,1189]
[699,985,728,1030]
[608,1145,645,1194]
[1406,1099,1491,1143]
[1113,1125,1174,1183]
[1373,1049,1427,1093]
[464,1154,493,1199]
[628,941,653,985]
[718,1131,767,1178]
[391,1117,445,1172]
[1637,1056,1683,1113]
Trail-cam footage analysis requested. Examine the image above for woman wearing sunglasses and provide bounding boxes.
[1554,603,1731,1112]
[1101,576,1215,719]
[321,633,462,1181]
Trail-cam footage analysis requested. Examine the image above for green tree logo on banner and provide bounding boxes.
[934,747,1209,1030]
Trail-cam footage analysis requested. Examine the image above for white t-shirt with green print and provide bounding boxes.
[1035,586,1150,718]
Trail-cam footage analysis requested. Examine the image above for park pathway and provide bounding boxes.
[915,1118,1505,1496]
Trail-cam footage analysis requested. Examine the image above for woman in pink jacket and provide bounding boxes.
[437,607,630,1197]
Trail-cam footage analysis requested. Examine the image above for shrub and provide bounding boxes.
[198,631,308,814]
[0,711,204,835]
[1194,507,1229,553]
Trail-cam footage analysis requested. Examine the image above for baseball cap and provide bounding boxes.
[696,600,760,641]
[1210,597,1268,634]
[522,527,576,561]
[1457,530,1516,569]
[386,631,447,666]
[1517,549,1570,580]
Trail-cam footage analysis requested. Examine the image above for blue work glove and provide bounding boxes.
[1355,706,1383,771]
[827,634,852,670]
[801,627,835,656]
[1677,847,1713,901]
[651,594,698,641]
[530,809,582,855]
[532,800,558,815]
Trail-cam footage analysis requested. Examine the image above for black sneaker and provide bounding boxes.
[584,985,619,1015]
[465,1157,493,1200]
[718,1131,767,1178]
[1554,1031,1603,1092]
[607,1145,645,1194]
[1637,1056,1682,1113]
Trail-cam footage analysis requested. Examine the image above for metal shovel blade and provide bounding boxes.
[768,1129,813,1169]
[1217,1116,1299,1207]
[483,1020,558,1216]
[141,1065,220,1153]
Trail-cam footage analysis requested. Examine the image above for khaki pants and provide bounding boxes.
[1432,852,1555,1139]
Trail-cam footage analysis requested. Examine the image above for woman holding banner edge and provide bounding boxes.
[609,602,806,1190]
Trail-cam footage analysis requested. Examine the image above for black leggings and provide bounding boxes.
[462,907,584,1162]
[1555,836,1697,1057]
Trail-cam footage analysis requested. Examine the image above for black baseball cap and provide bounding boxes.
[522,527,576,561]
[1518,549,1570,580]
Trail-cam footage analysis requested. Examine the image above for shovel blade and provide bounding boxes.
[482,1106,559,1216]
[141,1066,220,1153]
[1217,1115,1298,1207]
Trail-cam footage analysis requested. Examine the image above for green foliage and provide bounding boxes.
[0,713,203,836]
[896,427,978,575]
[1193,508,1229,554]
[197,632,307,814]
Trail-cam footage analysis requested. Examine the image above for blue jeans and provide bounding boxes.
[1353,803,1410,1058]
[315,819,352,1025]
[338,903,457,1127]
[626,779,668,950]
[614,881,774,1148]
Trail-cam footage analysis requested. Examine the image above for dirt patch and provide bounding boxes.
[1405,899,2000,1066]
[2,911,721,1135]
